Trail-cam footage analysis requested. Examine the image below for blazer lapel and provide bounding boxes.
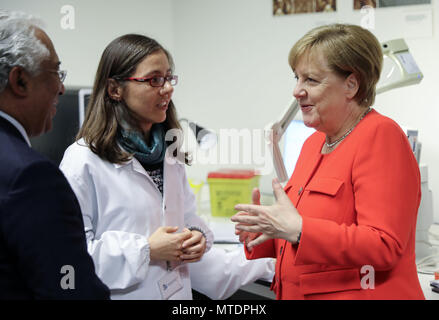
[285,134,324,207]
[0,116,27,144]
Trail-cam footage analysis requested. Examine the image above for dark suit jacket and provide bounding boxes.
[0,116,110,299]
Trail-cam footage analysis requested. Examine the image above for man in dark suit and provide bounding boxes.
[0,10,109,299]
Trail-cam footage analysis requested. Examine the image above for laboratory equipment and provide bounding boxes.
[416,165,436,263]
[78,88,92,127]
[179,118,217,150]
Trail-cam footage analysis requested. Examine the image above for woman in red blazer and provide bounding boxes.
[231,24,424,300]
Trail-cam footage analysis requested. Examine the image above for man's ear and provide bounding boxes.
[345,73,359,100]
[107,78,123,101]
[8,66,30,97]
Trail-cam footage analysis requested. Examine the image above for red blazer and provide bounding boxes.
[246,110,424,299]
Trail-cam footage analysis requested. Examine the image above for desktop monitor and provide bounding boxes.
[78,88,92,127]
[30,89,80,165]
[282,120,315,178]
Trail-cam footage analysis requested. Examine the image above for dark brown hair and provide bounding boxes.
[77,34,187,164]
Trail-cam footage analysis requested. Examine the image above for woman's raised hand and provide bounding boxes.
[231,179,302,251]
[234,187,262,245]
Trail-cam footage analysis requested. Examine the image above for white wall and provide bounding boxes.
[1,0,438,221]
[172,0,439,222]
[0,0,175,87]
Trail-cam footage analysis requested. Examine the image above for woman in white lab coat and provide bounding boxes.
[60,34,213,299]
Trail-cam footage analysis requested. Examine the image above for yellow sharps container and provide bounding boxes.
[207,169,260,218]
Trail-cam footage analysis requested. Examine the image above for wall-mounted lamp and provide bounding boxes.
[377,38,423,94]
[179,118,217,150]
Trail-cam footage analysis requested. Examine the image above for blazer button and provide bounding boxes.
[279,246,283,255]
[298,187,303,195]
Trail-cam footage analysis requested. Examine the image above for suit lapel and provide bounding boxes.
[0,115,28,145]
[285,133,324,207]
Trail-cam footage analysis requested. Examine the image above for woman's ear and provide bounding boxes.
[345,73,359,100]
[107,78,123,101]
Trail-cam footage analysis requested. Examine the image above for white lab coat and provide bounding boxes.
[59,139,213,300]
[189,246,275,300]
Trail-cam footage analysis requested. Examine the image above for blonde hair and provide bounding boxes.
[288,24,383,108]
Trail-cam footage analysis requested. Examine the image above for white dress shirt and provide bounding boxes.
[59,139,213,299]
[0,110,31,146]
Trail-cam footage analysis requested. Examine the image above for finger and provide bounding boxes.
[182,240,204,254]
[181,256,203,263]
[168,251,184,261]
[180,251,203,261]
[182,231,203,249]
[233,204,263,215]
[239,231,256,243]
[231,211,246,222]
[247,233,271,251]
[182,237,197,249]
[230,214,259,225]
[252,188,261,205]
[235,224,262,233]
[272,178,290,203]
[164,226,179,233]
[177,229,193,242]
[230,210,250,221]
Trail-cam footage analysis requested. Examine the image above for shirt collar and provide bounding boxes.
[0,110,31,147]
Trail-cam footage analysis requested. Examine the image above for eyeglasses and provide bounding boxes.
[123,75,178,87]
[47,69,67,83]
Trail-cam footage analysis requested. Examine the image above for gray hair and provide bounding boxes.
[0,10,50,93]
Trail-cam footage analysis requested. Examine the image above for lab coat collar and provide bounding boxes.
[113,159,133,169]
[112,158,146,178]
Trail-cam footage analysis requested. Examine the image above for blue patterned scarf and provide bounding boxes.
[117,124,166,166]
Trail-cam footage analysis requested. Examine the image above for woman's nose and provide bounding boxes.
[160,80,174,96]
[293,82,305,99]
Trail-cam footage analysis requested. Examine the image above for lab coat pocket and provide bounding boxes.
[299,268,361,297]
